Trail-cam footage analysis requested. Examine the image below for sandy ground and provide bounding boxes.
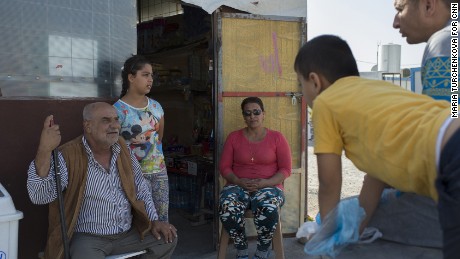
[307,144,365,218]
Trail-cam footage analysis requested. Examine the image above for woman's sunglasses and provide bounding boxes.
[242,109,262,117]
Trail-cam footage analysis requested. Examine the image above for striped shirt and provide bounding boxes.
[27,137,158,235]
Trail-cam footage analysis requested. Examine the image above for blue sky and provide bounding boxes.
[307,0,426,71]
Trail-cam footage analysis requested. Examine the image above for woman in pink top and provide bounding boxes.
[219,97,292,259]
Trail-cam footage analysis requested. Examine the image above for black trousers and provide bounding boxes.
[436,128,460,259]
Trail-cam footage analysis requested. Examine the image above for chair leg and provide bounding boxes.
[218,227,230,259]
[272,216,285,259]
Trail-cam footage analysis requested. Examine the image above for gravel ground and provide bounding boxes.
[307,144,365,218]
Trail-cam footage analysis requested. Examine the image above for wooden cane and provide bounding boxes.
[51,119,70,259]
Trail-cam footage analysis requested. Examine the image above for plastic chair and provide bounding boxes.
[217,210,285,259]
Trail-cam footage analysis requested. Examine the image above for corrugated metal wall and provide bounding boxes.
[0,0,137,97]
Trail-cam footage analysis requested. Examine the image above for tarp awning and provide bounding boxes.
[182,0,307,18]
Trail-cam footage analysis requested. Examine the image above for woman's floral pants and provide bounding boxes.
[219,184,284,251]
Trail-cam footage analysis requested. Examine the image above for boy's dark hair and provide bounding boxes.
[241,97,264,112]
[294,35,359,84]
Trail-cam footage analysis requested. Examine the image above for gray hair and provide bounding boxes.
[82,102,99,121]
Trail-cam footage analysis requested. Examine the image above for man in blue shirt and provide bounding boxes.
[393,0,457,101]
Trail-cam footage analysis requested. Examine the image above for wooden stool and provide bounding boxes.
[218,210,285,259]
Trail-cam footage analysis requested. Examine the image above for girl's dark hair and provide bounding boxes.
[241,97,264,112]
[120,55,151,98]
[294,35,359,84]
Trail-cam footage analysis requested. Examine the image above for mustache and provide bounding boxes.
[108,129,119,134]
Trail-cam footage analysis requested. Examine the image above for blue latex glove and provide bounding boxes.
[304,197,366,258]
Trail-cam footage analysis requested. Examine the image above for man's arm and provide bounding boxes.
[27,115,68,204]
[34,115,61,177]
[317,153,342,222]
[358,174,386,233]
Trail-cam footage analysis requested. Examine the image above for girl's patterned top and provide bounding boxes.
[114,98,166,174]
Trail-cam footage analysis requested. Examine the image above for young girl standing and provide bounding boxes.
[114,55,169,222]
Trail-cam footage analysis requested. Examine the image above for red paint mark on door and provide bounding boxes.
[259,32,282,76]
